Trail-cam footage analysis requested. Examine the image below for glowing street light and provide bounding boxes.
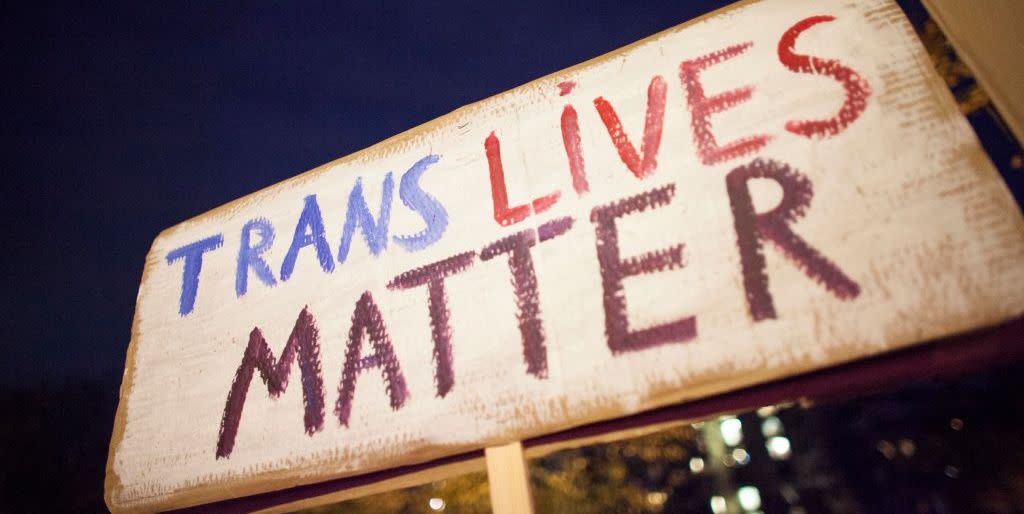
[766,436,792,460]
[720,417,743,446]
[738,486,762,511]
[710,495,727,514]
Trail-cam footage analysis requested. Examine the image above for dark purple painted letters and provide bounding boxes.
[480,216,575,378]
[726,158,860,321]
[387,252,476,397]
[336,291,409,426]
[216,307,325,458]
[590,185,696,354]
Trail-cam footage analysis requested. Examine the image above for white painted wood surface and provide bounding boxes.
[106,0,1024,511]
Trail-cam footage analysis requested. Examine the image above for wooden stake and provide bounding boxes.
[485,441,535,514]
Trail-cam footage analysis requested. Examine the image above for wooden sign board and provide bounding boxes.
[106,0,1024,511]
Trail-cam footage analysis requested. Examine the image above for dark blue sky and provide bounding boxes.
[7,5,1024,513]
[2,2,732,385]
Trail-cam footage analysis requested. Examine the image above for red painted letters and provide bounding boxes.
[680,43,772,166]
[217,17,877,455]
[593,75,668,179]
[778,16,871,138]
[561,105,588,195]
[485,132,561,226]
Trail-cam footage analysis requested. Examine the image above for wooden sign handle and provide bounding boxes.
[485,441,535,514]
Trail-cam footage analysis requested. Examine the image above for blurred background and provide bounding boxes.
[310,364,1024,514]
[1,0,1021,512]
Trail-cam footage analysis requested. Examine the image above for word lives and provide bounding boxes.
[162,16,870,457]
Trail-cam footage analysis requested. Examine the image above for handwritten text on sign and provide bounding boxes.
[106,1,1024,512]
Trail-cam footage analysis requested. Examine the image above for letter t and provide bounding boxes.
[166,234,224,316]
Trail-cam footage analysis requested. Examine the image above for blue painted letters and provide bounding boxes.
[338,173,394,263]
[169,155,450,314]
[166,234,224,316]
[393,155,448,252]
[281,195,335,281]
[236,218,277,297]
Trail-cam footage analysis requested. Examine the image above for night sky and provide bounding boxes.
[5,2,1024,513]
[3,1,732,387]
[3,2,735,510]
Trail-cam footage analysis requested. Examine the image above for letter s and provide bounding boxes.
[778,15,871,138]
[393,155,448,251]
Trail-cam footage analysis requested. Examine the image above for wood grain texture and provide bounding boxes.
[486,442,535,514]
[106,0,1024,511]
